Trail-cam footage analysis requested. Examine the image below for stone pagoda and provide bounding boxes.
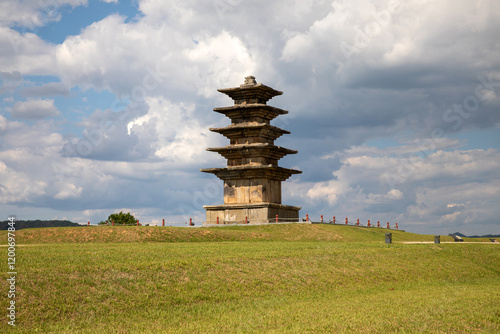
[201,76,301,224]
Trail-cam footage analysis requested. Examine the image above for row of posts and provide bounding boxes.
[213,215,280,225]
[307,215,398,230]
[83,220,441,245]
[385,234,442,244]
[86,215,398,228]
[82,219,448,245]
[86,219,195,226]
[83,217,448,244]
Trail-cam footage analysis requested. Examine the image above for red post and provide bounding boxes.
[137,219,139,226]
[333,216,336,224]
[306,214,309,222]
[216,216,219,224]
[321,215,323,223]
[357,219,359,226]
[245,216,248,224]
[377,221,380,228]
[276,214,278,223]
[367,219,371,227]
[87,221,90,226]
[345,217,348,225]
[387,222,390,229]
[112,220,114,226]
[162,219,165,227]
[395,222,399,230]
[189,218,193,226]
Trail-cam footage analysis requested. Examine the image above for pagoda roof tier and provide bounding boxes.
[218,83,282,105]
[200,165,302,181]
[213,103,288,121]
[209,123,290,141]
[207,143,297,161]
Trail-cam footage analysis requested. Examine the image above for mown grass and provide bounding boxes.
[0,223,492,245]
[0,229,499,333]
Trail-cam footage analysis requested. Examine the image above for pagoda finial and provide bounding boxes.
[241,75,257,87]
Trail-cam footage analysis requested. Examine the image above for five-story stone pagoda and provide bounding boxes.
[201,76,301,224]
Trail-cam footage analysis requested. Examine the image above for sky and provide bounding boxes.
[0,0,499,235]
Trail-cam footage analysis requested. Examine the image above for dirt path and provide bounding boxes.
[398,241,498,244]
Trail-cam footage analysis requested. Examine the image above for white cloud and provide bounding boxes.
[184,31,257,99]
[307,179,345,205]
[128,96,219,165]
[0,71,22,80]
[0,0,87,28]
[0,0,499,235]
[0,160,47,203]
[306,144,500,234]
[54,183,83,199]
[280,0,500,77]
[0,27,55,74]
[0,115,7,133]
[10,98,60,119]
[21,81,70,97]
[51,12,259,100]
[369,189,403,201]
[408,180,500,227]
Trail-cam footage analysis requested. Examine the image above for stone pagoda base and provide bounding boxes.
[203,203,301,225]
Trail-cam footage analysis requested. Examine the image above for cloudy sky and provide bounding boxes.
[1,0,499,235]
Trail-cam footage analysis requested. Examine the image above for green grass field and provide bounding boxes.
[1,223,493,244]
[1,224,499,333]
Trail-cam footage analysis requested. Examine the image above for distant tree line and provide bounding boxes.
[0,212,140,230]
[0,220,80,230]
[452,232,500,238]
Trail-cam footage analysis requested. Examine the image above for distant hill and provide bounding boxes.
[451,232,500,238]
[0,220,80,230]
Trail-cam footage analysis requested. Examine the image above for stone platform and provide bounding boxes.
[203,203,301,225]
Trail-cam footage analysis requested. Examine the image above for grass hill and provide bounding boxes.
[1,223,498,333]
[1,223,492,245]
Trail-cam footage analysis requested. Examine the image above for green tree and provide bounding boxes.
[98,211,137,225]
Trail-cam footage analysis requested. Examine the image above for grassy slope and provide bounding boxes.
[0,225,498,333]
[0,223,492,244]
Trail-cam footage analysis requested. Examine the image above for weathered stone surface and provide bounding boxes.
[213,104,288,123]
[218,77,283,105]
[200,165,301,182]
[204,203,301,224]
[241,75,257,86]
[201,76,301,225]
[210,123,290,145]
[221,178,281,204]
[207,143,297,167]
